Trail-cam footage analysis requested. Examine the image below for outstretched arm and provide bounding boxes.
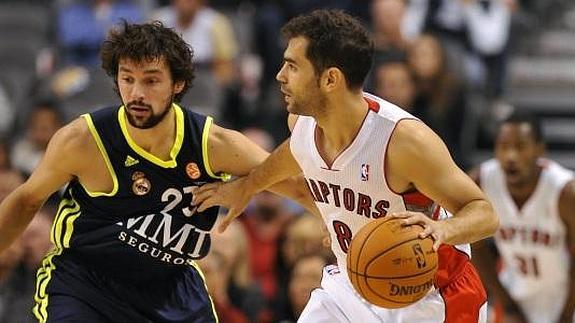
[195,122,314,232]
[387,120,499,249]
[0,119,85,252]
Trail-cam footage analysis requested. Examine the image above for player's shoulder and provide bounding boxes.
[391,118,433,147]
[52,117,91,149]
[542,158,574,178]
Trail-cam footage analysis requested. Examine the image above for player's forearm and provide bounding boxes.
[244,139,301,195]
[442,199,499,245]
[0,187,43,252]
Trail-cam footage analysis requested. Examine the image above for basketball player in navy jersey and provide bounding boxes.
[0,21,315,322]
[193,10,499,322]
[471,112,575,323]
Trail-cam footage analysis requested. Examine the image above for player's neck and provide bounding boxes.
[507,168,542,207]
[125,107,177,156]
[315,92,369,151]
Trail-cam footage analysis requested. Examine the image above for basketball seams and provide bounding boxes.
[348,263,438,279]
[351,219,393,300]
[347,219,437,308]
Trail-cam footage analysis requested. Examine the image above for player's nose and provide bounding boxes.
[276,64,287,83]
[130,82,145,101]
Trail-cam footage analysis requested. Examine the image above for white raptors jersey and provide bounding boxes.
[290,93,471,289]
[480,158,573,305]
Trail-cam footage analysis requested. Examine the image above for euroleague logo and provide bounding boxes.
[186,162,201,179]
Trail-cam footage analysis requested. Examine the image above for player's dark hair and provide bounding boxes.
[501,110,544,143]
[281,10,374,90]
[100,20,194,102]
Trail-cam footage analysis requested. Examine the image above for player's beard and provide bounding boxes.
[125,95,173,129]
[288,84,326,117]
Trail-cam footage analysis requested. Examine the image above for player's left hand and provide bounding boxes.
[385,211,448,251]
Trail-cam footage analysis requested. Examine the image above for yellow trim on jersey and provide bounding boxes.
[34,196,81,322]
[202,116,231,181]
[82,114,119,197]
[118,104,184,168]
[190,260,219,323]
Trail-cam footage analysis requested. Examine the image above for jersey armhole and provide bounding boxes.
[81,114,119,197]
[202,116,231,181]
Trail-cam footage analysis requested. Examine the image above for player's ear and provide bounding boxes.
[321,67,343,92]
[174,80,185,95]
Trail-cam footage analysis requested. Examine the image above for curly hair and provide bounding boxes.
[281,10,374,90]
[100,20,194,102]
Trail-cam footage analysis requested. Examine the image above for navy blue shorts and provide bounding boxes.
[34,255,218,323]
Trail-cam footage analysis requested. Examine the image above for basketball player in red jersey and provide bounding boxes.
[193,10,498,322]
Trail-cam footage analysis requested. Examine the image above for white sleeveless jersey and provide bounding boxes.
[290,93,471,288]
[480,158,573,302]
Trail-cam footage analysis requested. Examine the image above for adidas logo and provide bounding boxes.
[124,155,139,167]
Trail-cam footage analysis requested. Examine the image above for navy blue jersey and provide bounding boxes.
[34,104,225,322]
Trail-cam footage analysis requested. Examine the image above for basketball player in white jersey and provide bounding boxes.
[192,10,499,322]
[471,112,575,323]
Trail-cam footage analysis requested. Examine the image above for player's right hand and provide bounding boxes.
[191,177,253,233]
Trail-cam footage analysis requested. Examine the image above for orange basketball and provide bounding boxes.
[346,218,438,308]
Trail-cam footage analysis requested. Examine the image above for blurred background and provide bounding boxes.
[0,0,574,322]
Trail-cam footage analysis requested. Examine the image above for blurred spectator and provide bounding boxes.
[407,34,468,168]
[56,0,146,67]
[371,0,410,63]
[20,208,54,270]
[240,191,296,310]
[274,213,333,322]
[11,100,64,177]
[0,208,54,323]
[196,250,249,323]
[0,239,24,322]
[365,0,410,92]
[152,0,238,87]
[242,127,276,152]
[404,0,515,98]
[462,0,515,99]
[0,139,14,171]
[210,217,265,322]
[275,253,330,322]
[279,213,332,272]
[0,84,14,136]
[373,61,417,112]
[0,138,24,203]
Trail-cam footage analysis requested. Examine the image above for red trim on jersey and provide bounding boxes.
[431,205,441,220]
[402,191,434,208]
[364,96,380,112]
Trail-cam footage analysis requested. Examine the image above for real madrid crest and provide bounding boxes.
[186,162,201,180]
[132,171,151,196]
